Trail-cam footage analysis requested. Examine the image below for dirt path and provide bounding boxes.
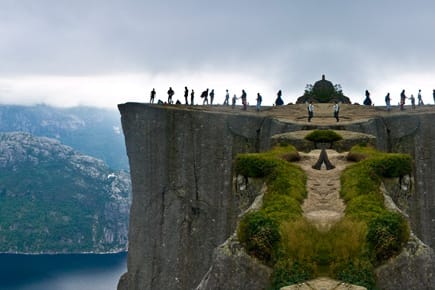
[297,149,350,231]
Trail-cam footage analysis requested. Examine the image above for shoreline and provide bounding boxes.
[0,249,128,255]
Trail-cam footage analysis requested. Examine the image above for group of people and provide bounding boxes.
[149,87,288,111]
[306,101,340,123]
[397,89,426,111]
[150,87,435,123]
[365,89,434,111]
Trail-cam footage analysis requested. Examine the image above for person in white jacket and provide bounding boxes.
[333,101,340,122]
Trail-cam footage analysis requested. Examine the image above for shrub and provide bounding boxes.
[332,259,376,290]
[366,154,412,178]
[266,162,306,202]
[270,259,315,290]
[345,195,385,224]
[305,130,343,143]
[237,211,280,265]
[366,211,410,264]
[340,162,381,202]
[347,145,412,178]
[235,154,277,178]
[261,195,302,223]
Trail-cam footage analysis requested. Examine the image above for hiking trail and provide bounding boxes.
[297,149,350,231]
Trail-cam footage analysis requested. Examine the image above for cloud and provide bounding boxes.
[0,0,435,107]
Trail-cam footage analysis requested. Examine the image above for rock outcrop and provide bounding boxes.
[118,103,435,290]
[374,232,434,290]
[296,74,351,104]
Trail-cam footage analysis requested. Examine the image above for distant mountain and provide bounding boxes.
[0,105,128,170]
[0,132,131,253]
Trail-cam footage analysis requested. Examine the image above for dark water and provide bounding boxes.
[0,252,127,290]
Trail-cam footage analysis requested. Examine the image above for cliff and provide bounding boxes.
[0,132,131,253]
[118,103,434,290]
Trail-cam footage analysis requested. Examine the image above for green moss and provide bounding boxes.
[305,130,343,143]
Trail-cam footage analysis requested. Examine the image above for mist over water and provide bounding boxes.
[0,252,127,290]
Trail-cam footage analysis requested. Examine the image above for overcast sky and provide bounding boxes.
[1,0,434,108]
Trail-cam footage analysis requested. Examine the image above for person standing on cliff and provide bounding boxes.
[433,89,435,104]
[385,93,391,111]
[190,89,195,105]
[418,89,424,106]
[224,89,230,105]
[275,90,284,106]
[210,89,215,105]
[241,90,247,110]
[400,89,406,110]
[167,87,174,104]
[307,101,314,122]
[201,89,209,105]
[363,90,372,106]
[184,87,189,105]
[232,94,237,108]
[256,93,262,112]
[150,88,156,104]
[410,94,416,109]
[333,101,340,122]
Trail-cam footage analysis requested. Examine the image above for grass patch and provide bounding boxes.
[236,145,306,261]
[336,145,411,286]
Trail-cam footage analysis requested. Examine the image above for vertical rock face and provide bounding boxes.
[373,114,435,250]
[118,103,435,290]
[117,103,292,290]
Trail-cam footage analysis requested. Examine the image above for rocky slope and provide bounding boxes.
[0,104,128,170]
[118,103,434,290]
[0,132,131,253]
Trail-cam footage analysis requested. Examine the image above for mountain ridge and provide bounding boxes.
[0,104,128,170]
[0,131,130,253]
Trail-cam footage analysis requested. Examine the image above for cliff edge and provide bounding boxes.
[118,103,434,290]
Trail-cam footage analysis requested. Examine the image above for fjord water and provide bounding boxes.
[0,252,126,290]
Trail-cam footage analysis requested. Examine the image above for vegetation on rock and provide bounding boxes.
[296,75,351,104]
[235,144,412,290]
[304,130,343,144]
[236,145,306,266]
